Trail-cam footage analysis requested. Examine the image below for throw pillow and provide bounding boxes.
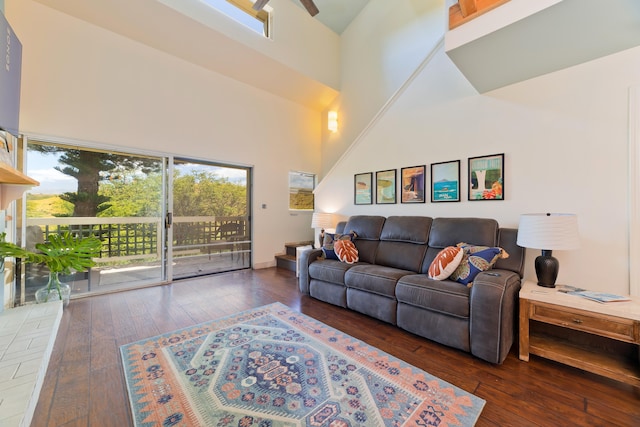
[335,239,359,264]
[449,243,509,286]
[322,232,356,260]
[428,246,464,280]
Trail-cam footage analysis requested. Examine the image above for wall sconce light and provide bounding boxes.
[327,111,338,133]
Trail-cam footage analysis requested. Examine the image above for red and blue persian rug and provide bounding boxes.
[120,303,485,426]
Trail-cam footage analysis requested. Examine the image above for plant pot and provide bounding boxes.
[35,272,71,307]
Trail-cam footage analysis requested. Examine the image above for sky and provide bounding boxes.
[27,151,75,194]
[27,151,248,195]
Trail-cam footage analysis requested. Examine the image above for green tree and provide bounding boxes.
[98,172,163,217]
[28,144,160,217]
[173,171,246,217]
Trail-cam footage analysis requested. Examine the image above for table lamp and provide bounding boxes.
[311,212,333,247]
[516,213,580,288]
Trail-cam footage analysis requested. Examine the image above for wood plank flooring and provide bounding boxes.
[32,268,640,426]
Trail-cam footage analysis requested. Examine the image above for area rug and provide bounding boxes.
[120,302,485,426]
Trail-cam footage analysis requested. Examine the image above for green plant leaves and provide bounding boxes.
[0,232,102,274]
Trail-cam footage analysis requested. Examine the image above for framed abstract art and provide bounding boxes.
[468,153,504,201]
[354,172,373,205]
[401,165,426,203]
[376,169,397,204]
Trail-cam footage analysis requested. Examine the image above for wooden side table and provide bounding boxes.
[519,281,640,387]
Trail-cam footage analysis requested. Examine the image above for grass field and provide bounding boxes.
[289,189,314,210]
[26,194,73,218]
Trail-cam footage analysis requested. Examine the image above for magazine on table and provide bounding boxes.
[565,290,631,303]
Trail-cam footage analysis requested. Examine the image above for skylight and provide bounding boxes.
[201,0,270,37]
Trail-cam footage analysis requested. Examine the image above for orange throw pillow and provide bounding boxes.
[334,239,359,264]
[428,246,464,280]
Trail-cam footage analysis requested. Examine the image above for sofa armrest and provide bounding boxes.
[298,248,324,294]
[469,270,522,364]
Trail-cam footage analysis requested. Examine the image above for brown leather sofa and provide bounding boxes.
[298,215,525,364]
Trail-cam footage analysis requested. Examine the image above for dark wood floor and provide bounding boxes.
[33,268,640,426]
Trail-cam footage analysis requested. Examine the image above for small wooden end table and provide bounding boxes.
[519,280,640,387]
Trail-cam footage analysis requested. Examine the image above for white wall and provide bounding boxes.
[158,0,341,90]
[316,4,640,295]
[318,45,639,294]
[8,0,320,269]
[321,0,446,177]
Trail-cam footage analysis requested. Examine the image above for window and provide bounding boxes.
[13,136,253,304]
[289,171,315,211]
[202,0,271,37]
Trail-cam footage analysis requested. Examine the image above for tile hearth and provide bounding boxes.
[0,301,63,427]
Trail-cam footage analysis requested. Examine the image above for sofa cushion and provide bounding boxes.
[379,216,431,244]
[428,218,498,249]
[308,259,357,285]
[396,275,471,318]
[345,264,413,297]
[449,244,508,285]
[343,216,386,264]
[343,215,386,240]
[428,246,464,280]
[375,216,432,272]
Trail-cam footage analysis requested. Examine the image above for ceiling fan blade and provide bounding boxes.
[299,0,319,17]
[253,0,270,11]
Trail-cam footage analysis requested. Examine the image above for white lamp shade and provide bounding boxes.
[311,212,333,229]
[517,213,580,250]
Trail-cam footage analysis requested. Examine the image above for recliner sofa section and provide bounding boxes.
[298,215,525,364]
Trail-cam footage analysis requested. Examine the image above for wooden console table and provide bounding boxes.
[519,281,640,387]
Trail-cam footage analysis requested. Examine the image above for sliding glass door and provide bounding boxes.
[16,138,251,303]
[170,158,251,279]
[21,139,166,300]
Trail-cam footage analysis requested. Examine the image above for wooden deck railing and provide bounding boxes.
[25,216,249,263]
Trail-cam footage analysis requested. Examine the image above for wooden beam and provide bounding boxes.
[449,0,510,30]
[459,0,477,17]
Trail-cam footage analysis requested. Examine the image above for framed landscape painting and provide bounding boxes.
[431,160,460,202]
[376,169,396,204]
[468,153,504,201]
[354,172,373,205]
[401,165,426,203]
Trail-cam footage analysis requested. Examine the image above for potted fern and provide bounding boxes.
[0,231,102,306]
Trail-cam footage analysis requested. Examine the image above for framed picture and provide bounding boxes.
[401,165,426,203]
[468,153,504,201]
[0,132,12,167]
[376,169,397,204]
[431,160,460,202]
[354,172,373,205]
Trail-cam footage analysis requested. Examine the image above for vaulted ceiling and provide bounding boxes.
[30,0,640,109]
[286,0,368,34]
[33,0,370,111]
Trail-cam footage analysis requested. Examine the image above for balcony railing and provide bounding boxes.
[25,216,249,263]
